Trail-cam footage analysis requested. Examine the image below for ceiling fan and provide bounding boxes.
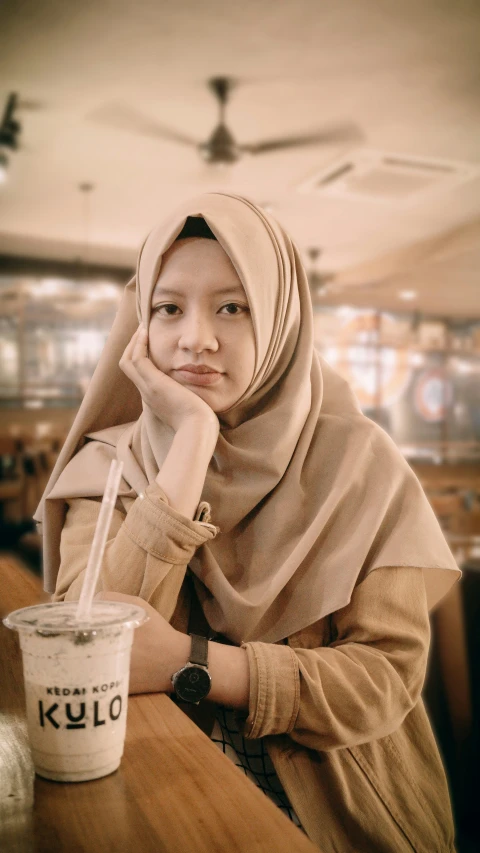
[0,92,22,180]
[89,77,363,165]
[0,93,22,151]
[305,247,343,297]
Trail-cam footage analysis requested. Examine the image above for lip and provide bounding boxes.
[173,365,224,387]
[177,364,221,374]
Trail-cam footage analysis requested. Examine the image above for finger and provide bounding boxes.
[132,325,149,363]
[129,354,165,388]
[119,326,143,374]
[120,326,140,361]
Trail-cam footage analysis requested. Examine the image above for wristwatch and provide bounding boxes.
[171,634,212,704]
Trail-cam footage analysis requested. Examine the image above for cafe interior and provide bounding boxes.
[1,1,479,850]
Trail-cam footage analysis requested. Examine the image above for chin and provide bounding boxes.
[188,383,240,413]
[191,388,219,408]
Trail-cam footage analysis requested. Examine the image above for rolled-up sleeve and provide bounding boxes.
[55,482,218,621]
[241,566,431,752]
[241,641,300,738]
[123,483,217,562]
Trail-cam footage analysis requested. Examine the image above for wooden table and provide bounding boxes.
[0,557,320,853]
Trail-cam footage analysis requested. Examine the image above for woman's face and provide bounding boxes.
[149,237,256,413]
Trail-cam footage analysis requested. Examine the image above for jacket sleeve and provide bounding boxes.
[54,481,218,623]
[241,565,431,751]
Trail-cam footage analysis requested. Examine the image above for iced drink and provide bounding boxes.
[4,600,148,782]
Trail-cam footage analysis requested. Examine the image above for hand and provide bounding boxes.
[95,591,190,695]
[119,326,219,434]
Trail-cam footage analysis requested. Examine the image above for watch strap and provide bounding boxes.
[189,633,208,667]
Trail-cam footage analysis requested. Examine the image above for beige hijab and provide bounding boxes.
[36,192,460,644]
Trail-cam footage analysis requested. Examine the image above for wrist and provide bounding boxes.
[171,633,212,704]
[169,635,250,711]
[167,631,192,692]
[175,416,219,464]
[208,642,250,710]
[155,413,218,518]
[177,412,219,443]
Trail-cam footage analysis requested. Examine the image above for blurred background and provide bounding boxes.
[0,0,479,848]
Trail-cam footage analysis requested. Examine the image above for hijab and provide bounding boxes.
[35,192,460,644]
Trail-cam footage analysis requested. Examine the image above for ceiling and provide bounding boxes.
[1,0,480,318]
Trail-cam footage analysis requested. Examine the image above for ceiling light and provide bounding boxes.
[338,307,358,320]
[86,282,121,301]
[40,278,67,296]
[398,290,417,301]
[324,346,339,366]
[452,359,475,374]
[408,352,425,367]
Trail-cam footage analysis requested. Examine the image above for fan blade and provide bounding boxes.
[240,122,362,155]
[87,102,199,148]
[333,216,480,289]
[17,98,45,111]
[1,93,17,127]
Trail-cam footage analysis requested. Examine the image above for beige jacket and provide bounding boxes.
[54,483,456,853]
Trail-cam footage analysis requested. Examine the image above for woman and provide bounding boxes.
[36,193,460,852]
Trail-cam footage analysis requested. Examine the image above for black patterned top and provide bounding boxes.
[211,705,303,830]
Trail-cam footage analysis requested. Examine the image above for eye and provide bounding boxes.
[219,302,249,315]
[154,303,181,316]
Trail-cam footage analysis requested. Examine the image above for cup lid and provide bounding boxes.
[3,601,148,635]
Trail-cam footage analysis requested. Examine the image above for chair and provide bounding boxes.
[0,437,25,524]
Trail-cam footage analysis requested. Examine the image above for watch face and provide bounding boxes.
[173,665,211,703]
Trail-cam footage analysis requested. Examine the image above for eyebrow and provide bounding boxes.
[152,285,246,298]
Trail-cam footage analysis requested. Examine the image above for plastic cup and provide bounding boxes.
[4,600,148,782]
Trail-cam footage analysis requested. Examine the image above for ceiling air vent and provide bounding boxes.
[296,149,478,204]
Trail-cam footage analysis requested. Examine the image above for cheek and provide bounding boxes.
[245,327,257,377]
[232,333,256,388]
[148,322,171,369]
[246,347,256,386]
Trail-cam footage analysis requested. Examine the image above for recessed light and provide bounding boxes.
[408,352,425,367]
[398,290,417,301]
[40,278,67,296]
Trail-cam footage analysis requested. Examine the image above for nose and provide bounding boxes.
[178,310,219,354]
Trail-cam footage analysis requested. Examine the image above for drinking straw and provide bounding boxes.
[75,459,124,622]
